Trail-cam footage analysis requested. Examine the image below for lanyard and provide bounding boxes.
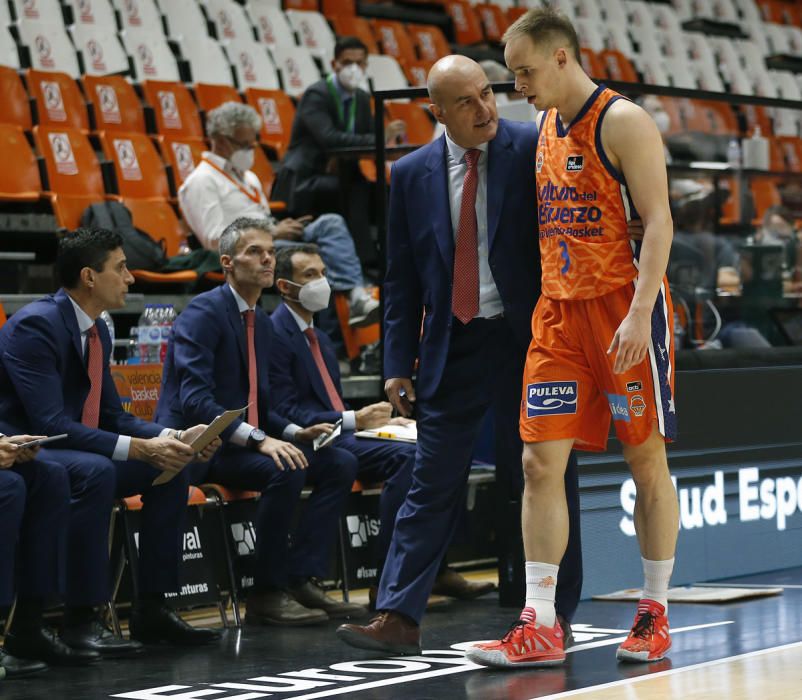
[326,74,356,133]
[201,157,261,204]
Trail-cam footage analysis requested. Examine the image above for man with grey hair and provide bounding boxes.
[156,217,367,624]
[179,101,379,327]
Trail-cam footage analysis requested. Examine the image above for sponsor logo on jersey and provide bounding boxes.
[630,394,646,417]
[536,149,544,173]
[626,380,642,392]
[526,381,578,417]
[606,393,630,422]
[566,154,584,171]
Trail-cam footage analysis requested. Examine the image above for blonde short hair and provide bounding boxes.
[502,6,580,61]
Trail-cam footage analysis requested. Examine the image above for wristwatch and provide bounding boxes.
[247,428,266,450]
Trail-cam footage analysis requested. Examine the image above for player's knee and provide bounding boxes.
[522,451,559,486]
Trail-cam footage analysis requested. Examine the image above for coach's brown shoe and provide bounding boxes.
[336,611,421,655]
[431,567,496,600]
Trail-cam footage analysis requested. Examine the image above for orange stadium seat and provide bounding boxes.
[321,0,355,19]
[251,146,287,214]
[158,136,207,188]
[580,48,607,80]
[385,102,434,145]
[598,49,639,82]
[751,178,782,223]
[81,75,146,135]
[766,136,786,171]
[26,69,89,132]
[370,19,417,64]
[244,88,296,158]
[140,80,203,139]
[330,16,380,54]
[402,59,434,88]
[0,124,42,202]
[475,4,510,43]
[0,67,33,130]
[194,83,243,113]
[283,0,318,9]
[507,7,527,24]
[33,124,108,229]
[122,198,186,257]
[446,1,484,45]
[407,24,451,62]
[777,136,802,171]
[99,131,171,200]
[742,104,773,135]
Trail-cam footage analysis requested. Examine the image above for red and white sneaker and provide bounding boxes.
[465,613,565,669]
[616,599,672,663]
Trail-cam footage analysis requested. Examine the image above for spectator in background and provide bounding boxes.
[0,434,69,676]
[753,205,801,276]
[0,228,221,657]
[179,101,379,328]
[273,36,406,266]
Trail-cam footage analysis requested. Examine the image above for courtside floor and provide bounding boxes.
[4,567,802,699]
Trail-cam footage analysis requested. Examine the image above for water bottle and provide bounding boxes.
[137,305,161,364]
[727,138,741,168]
[100,310,115,363]
[159,304,176,363]
[127,326,140,365]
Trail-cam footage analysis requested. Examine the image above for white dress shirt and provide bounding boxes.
[178,151,273,250]
[227,286,303,445]
[67,295,173,460]
[283,303,356,432]
[444,132,504,319]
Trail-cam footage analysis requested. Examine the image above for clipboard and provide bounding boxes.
[152,406,247,486]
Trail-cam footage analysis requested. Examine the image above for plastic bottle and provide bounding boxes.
[127,326,140,365]
[727,138,741,168]
[160,304,176,363]
[743,126,769,170]
[99,310,115,363]
[137,305,161,364]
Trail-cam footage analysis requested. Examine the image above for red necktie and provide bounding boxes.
[243,310,260,427]
[452,148,481,324]
[81,325,102,428]
[304,328,346,412]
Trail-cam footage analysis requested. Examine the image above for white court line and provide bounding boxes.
[231,621,735,700]
[533,639,802,699]
[694,582,802,589]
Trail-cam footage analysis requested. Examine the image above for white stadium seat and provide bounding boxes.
[112,0,162,33]
[227,38,280,90]
[763,23,792,55]
[269,44,320,98]
[10,0,62,23]
[248,4,296,50]
[70,24,130,76]
[181,36,236,85]
[120,28,179,82]
[17,18,81,77]
[206,0,255,43]
[574,18,605,52]
[0,27,20,68]
[162,0,210,41]
[366,53,407,92]
[65,0,118,30]
[285,9,335,63]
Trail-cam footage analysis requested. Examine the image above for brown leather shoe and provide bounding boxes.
[289,579,367,619]
[557,614,574,648]
[336,611,421,655]
[431,568,496,600]
[245,590,327,626]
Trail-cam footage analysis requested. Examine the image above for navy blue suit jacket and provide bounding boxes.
[155,284,289,440]
[268,302,346,427]
[0,289,163,456]
[383,119,541,400]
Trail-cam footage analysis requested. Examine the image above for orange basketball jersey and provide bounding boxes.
[536,85,638,299]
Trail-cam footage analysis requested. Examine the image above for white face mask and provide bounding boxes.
[337,63,365,92]
[286,277,331,312]
[652,111,671,134]
[229,147,254,173]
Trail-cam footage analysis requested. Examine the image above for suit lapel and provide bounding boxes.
[487,120,513,254]
[276,305,331,408]
[221,286,248,370]
[424,135,454,272]
[55,289,88,370]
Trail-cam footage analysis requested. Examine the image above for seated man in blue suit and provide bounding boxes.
[270,245,496,605]
[0,433,69,676]
[0,228,221,660]
[156,217,365,624]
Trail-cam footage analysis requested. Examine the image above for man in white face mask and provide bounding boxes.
[273,36,406,267]
[179,101,380,328]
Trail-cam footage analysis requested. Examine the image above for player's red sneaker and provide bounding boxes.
[616,599,671,663]
[465,613,565,669]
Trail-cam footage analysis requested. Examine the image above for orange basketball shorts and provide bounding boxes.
[520,280,676,451]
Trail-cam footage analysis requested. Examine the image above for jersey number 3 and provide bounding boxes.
[559,240,570,274]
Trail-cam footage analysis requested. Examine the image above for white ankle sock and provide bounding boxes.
[641,556,674,610]
[522,561,558,627]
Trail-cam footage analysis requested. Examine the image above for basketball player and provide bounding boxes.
[467,8,679,668]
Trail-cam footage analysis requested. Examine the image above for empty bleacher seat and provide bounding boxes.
[366,53,408,92]
[64,0,118,30]
[70,25,130,76]
[285,9,336,63]
[248,4,297,49]
[228,40,281,90]
[141,80,204,138]
[82,75,145,134]
[330,16,380,54]
[407,24,451,62]
[0,27,20,69]
[385,102,433,144]
[244,87,295,157]
[402,59,433,88]
[123,198,187,257]
[27,69,89,132]
[33,124,107,229]
[158,136,207,188]
[0,124,42,202]
[206,0,255,43]
[0,67,32,130]
[370,19,417,65]
[599,49,639,82]
[10,0,63,23]
[162,0,211,41]
[475,4,510,44]
[321,0,355,19]
[580,48,607,80]
[99,131,171,199]
[446,2,485,45]
[194,83,241,113]
[113,0,163,32]
[17,19,81,78]
[180,36,236,86]
[120,29,181,82]
[269,44,321,98]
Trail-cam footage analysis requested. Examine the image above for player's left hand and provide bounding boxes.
[608,309,651,374]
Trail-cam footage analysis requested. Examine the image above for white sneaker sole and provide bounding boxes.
[465,647,566,669]
[616,643,671,663]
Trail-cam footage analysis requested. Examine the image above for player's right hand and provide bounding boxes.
[385,377,415,418]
